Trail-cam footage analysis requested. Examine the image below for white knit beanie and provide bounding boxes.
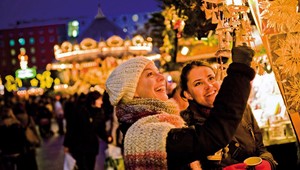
[105,57,153,106]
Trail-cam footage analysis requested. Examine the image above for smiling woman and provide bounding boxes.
[105,51,256,169]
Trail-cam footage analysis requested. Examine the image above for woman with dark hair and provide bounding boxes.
[179,46,277,170]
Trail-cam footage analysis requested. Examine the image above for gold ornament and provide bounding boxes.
[284,77,300,111]
[274,33,300,77]
[260,0,300,33]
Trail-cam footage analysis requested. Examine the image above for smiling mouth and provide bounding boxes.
[206,91,216,97]
[155,86,166,92]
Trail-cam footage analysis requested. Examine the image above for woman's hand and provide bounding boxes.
[232,43,255,66]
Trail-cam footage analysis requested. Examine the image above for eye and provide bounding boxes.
[208,76,215,82]
[147,71,153,77]
[194,81,203,87]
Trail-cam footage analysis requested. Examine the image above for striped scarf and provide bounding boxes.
[116,98,185,170]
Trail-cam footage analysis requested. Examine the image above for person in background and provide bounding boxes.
[54,94,65,135]
[169,86,189,112]
[105,48,255,169]
[179,45,277,170]
[36,98,53,138]
[63,93,77,138]
[13,102,40,170]
[0,106,27,170]
[63,91,111,170]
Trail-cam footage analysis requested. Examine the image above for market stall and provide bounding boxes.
[248,0,300,142]
[164,1,300,168]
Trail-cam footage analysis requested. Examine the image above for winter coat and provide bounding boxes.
[63,104,109,155]
[180,99,277,170]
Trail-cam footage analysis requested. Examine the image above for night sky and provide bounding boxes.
[0,0,162,29]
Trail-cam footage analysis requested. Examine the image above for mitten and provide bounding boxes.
[223,163,247,170]
[255,160,271,170]
[232,43,255,66]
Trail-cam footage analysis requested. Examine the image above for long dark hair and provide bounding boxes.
[179,60,214,99]
[102,90,114,120]
[86,91,101,106]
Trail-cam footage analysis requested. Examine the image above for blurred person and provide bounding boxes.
[63,91,111,170]
[36,98,53,138]
[102,90,121,147]
[0,106,28,170]
[105,52,255,169]
[54,94,65,135]
[63,93,77,126]
[13,102,40,170]
[25,95,39,122]
[179,45,277,170]
[169,86,189,112]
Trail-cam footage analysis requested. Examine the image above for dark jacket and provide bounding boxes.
[63,104,108,155]
[180,95,277,169]
[0,121,26,156]
[166,63,256,170]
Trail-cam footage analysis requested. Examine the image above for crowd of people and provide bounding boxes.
[0,44,280,170]
[0,95,42,170]
[0,91,116,170]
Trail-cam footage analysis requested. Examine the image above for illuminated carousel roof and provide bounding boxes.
[53,35,153,62]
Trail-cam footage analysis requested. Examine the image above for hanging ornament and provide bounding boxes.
[203,0,255,80]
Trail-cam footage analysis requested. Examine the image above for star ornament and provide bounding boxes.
[274,33,300,77]
[284,77,300,111]
[260,0,300,33]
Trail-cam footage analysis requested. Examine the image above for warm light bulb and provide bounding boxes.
[226,0,243,5]
[181,46,189,55]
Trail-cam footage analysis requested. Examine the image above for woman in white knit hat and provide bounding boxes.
[105,45,256,170]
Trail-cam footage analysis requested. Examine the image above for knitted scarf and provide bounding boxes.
[116,98,185,170]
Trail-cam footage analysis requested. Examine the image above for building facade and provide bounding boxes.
[0,24,67,78]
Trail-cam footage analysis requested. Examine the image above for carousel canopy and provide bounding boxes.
[53,35,153,62]
[76,7,128,42]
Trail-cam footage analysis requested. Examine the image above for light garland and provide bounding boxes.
[54,35,153,62]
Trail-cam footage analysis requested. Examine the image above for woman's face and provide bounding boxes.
[95,96,103,108]
[134,62,168,101]
[184,66,220,108]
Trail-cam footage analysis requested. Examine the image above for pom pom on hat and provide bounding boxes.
[105,57,152,106]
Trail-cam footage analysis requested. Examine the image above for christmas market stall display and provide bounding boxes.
[248,0,300,169]
[47,35,157,94]
[248,0,300,142]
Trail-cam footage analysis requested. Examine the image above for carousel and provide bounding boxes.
[46,35,158,95]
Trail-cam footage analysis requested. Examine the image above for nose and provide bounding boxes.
[157,72,165,82]
[204,82,213,89]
